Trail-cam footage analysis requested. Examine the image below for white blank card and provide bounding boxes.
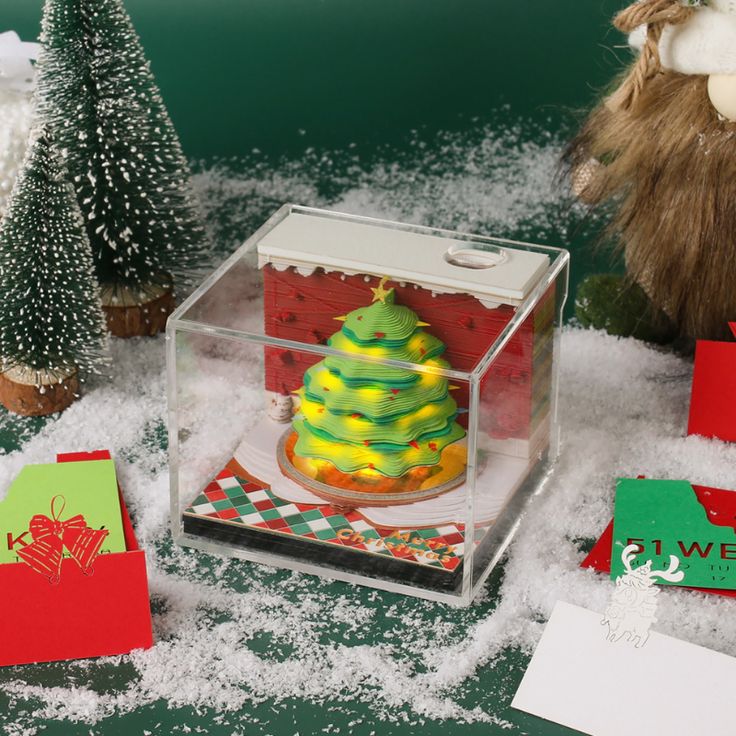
[512,601,736,736]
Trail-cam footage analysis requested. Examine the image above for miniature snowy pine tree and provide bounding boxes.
[0,127,108,416]
[37,0,207,336]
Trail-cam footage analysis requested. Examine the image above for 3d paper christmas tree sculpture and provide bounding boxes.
[0,128,108,416]
[37,0,207,337]
[279,279,467,506]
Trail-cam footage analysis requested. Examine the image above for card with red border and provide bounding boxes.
[582,482,736,599]
[0,451,153,666]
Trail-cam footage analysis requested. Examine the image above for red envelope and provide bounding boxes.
[688,323,736,442]
[581,483,736,599]
[0,450,153,667]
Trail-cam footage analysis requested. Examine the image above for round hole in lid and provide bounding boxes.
[444,243,507,270]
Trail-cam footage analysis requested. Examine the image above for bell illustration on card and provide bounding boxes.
[16,495,109,583]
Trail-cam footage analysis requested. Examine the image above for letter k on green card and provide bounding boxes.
[0,460,127,566]
[611,478,736,590]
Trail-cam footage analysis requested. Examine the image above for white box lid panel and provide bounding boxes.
[256,212,550,307]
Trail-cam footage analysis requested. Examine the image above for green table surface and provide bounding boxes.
[1,1,623,733]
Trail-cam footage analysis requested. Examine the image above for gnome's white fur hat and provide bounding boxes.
[630,0,736,75]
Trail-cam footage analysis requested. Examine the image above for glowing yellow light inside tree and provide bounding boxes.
[290,279,467,484]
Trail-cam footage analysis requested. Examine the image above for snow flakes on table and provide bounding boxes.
[191,119,577,267]
[0,90,32,221]
[3,123,736,732]
[4,328,735,733]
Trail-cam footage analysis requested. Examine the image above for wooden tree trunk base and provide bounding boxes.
[102,286,176,338]
[0,371,79,416]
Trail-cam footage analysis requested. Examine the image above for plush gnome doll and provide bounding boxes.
[567,0,736,343]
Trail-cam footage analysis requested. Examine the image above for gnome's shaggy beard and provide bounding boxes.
[568,71,736,340]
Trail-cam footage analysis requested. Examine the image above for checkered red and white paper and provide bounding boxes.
[184,467,466,572]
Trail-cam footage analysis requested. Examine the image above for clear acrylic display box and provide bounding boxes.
[167,205,569,605]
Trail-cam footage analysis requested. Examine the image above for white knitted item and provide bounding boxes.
[629,4,736,76]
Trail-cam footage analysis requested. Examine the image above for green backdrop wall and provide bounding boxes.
[5,0,622,160]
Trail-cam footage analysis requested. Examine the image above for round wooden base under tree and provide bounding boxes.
[100,282,176,338]
[0,366,79,416]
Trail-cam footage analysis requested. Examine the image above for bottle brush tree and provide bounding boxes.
[0,127,108,416]
[37,0,207,337]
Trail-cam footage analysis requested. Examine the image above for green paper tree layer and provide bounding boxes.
[293,282,465,478]
[37,0,206,291]
[0,129,108,379]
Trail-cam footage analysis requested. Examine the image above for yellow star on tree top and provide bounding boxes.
[371,277,392,304]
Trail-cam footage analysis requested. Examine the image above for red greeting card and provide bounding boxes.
[0,450,153,667]
[688,322,736,442]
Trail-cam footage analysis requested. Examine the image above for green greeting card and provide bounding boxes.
[611,478,736,590]
[0,459,127,566]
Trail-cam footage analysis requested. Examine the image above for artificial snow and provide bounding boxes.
[0,90,33,222]
[1,325,718,734]
[2,120,733,733]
